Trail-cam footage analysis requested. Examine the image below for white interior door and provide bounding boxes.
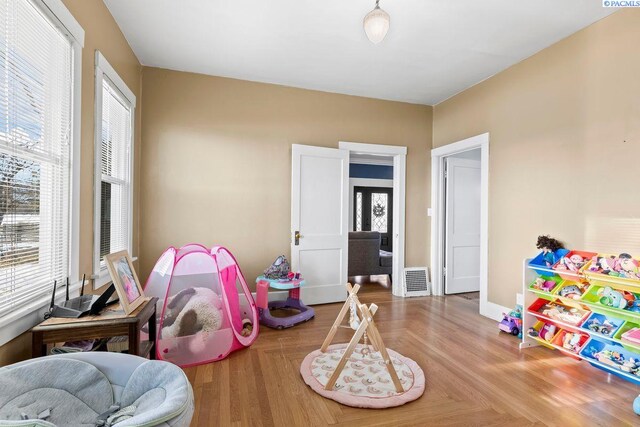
[291,144,348,305]
[444,157,481,294]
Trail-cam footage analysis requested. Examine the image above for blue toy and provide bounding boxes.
[536,235,564,267]
[633,394,640,415]
[628,300,640,313]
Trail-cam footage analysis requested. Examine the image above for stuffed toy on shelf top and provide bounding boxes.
[536,235,565,267]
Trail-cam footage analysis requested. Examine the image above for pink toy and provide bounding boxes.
[532,277,556,292]
[144,244,259,367]
[539,323,556,341]
[617,253,640,279]
[622,328,640,345]
[589,255,617,274]
[562,332,584,352]
[588,253,640,279]
[558,255,583,272]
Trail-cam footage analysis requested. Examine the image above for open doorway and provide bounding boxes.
[339,142,406,298]
[348,154,394,292]
[289,142,406,305]
[431,133,501,321]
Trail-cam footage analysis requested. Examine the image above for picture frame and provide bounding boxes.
[105,250,145,314]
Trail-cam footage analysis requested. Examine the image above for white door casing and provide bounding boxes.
[339,141,407,297]
[291,144,349,305]
[444,157,481,294]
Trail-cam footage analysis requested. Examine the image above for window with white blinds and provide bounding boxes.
[0,0,74,318]
[94,52,134,281]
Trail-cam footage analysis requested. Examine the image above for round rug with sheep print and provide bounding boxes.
[300,344,425,408]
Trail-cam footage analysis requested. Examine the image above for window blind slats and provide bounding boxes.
[98,77,131,264]
[0,0,73,318]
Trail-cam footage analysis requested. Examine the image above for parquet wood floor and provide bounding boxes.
[185,282,639,426]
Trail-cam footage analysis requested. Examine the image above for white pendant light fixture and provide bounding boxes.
[363,0,390,44]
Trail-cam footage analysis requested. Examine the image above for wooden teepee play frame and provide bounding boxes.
[320,283,403,393]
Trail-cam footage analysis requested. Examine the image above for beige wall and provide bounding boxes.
[67,0,143,282]
[140,68,433,288]
[0,0,142,365]
[433,10,640,308]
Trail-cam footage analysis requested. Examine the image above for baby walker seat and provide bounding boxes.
[256,275,315,329]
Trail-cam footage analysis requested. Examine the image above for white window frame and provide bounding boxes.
[0,0,84,347]
[92,51,136,289]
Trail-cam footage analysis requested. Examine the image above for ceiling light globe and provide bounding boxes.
[363,6,390,44]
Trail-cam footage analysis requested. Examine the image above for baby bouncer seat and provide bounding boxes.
[144,244,259,367]
[0,352,194,426]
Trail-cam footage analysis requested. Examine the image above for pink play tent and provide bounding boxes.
[144,244,258,367]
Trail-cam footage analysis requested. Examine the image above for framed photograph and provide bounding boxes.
[105,250,145,314]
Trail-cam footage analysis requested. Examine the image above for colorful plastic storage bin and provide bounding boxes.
[528,276,563,300]
[552,280,589,301]
[528,249,570,277]
[583,253,640,289]
[613,322,640,352]
[580,312,623,339]
[581,285,640,322]
[528,320,558,348]
[552,250,597,281]
[551,329,589,356]
[527,298,589,326]
[580,338,640,385]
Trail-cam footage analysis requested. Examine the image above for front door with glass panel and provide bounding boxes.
[353,187,393,252]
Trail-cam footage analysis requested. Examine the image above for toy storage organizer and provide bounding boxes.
[521,251,640,385]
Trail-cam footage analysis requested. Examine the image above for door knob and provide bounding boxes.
[294,231,302,245]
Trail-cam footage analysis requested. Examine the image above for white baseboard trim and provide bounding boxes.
[480,301,510,322]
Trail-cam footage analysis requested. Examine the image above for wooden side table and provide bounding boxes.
[31,297,157,358]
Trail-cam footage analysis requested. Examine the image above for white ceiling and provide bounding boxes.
[104,0,616,105]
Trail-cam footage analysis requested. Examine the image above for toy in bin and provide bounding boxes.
[588,253,640,279]
[531,277,556,292]
[586,346,640,376]
[561,332,586,353]
[622,328,640,345]
[585,317,619,337]
[499,306,522,337]
[597,287,640,312]
[539,324,556,342]
[557,282,587,300]
[537,301,588,325]
[555,252,591,273]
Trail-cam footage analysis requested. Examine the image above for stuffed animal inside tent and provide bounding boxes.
[162,287,224,340]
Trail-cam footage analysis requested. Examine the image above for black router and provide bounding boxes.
[46,274,119,319]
